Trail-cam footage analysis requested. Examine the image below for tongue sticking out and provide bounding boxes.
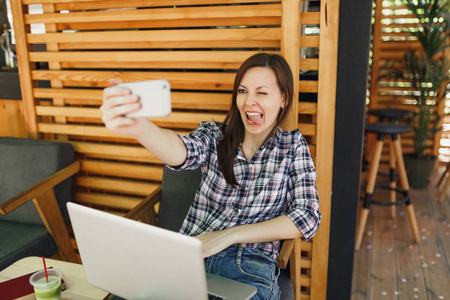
[247,113,263,125]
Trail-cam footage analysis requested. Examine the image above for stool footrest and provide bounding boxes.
[360,185,410,206]
[370,199,408,206]
[360,185,404,194]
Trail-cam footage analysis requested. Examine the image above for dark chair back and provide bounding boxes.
[157,166,202,232]
[0,137,74,225]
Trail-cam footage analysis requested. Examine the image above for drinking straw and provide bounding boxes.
[42,256,49,283]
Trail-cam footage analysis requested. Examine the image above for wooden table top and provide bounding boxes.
[0,256,109,300]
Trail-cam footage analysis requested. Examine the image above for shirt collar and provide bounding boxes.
[237,126,282,161]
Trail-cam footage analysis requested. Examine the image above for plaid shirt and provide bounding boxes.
[169,121,321,260]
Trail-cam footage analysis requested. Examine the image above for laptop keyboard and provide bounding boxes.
[208,293,225,300]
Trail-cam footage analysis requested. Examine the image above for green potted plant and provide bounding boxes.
[379,0,450,187]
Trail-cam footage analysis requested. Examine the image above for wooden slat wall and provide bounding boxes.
[368,0,449,160]
[10,1,338,299]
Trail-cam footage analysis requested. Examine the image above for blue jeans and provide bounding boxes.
[205,246,280,300]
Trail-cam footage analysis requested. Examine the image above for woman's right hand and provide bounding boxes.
[101,79,188,166]
[100,79,149,139]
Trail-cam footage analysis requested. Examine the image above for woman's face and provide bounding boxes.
[236,66,285,141]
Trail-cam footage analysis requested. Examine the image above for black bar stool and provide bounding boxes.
[368,108,412,122]
[355,122,421,250]
[364,109,412,169]
[364,108,413,214]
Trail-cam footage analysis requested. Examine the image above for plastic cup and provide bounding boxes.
[29,268,63,300]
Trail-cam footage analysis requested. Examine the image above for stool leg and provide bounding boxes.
[366,139,384,194]
[355,209,369,251]
[392,136,409,191]
[356,137,384,250]
[389,137,397,218]
[438,174,450,203]
[364,134,376,166]
[437,161,450,187]
[392,136,421,243]
[406,204,421,243]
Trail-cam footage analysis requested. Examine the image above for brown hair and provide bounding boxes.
[217,53,294,187]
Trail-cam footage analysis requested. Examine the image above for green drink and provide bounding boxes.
[29,269,63,300]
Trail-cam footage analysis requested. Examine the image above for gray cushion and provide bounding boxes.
[0,137,74,225]
[0,221,57,271]
[278,268,294,300]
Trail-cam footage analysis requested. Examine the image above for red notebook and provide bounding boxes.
[0,268,65,300]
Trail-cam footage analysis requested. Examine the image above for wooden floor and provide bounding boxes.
[352,166,450,300]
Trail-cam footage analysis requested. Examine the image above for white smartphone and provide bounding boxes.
[118,79,172,118]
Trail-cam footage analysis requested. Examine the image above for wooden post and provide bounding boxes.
[281,0,300,131]
[311,0,339,298]
[9,1,39,138]
[364,0,384,163]
[368,0,383,113]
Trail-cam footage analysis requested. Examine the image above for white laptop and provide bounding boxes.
[67,202,257,300]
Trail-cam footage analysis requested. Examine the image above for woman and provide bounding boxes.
[101,53,321,300]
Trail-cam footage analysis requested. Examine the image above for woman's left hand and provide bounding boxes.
[195,230,235,258]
